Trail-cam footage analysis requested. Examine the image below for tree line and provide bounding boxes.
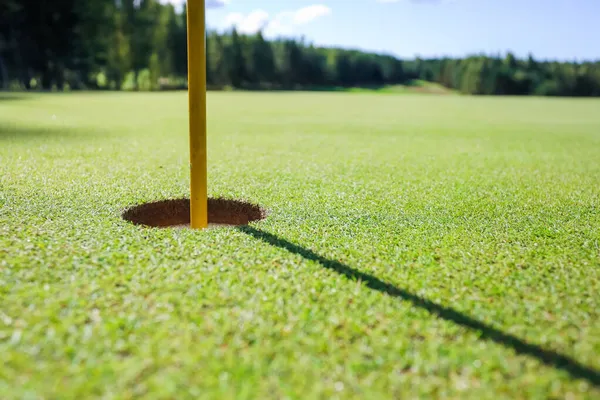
[2,0,599,96]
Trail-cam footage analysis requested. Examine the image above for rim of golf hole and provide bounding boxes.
[122,198,267,228]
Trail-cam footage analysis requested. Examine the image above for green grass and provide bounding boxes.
[1,91,599,399]
[290,80,454,94]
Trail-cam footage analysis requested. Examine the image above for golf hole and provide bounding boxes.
[122,198,267,228]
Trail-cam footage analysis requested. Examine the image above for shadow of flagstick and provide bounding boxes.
[238,225,600,387]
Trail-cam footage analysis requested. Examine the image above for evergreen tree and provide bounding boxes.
[1,0,599,96]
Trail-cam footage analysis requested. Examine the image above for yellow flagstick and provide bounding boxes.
[187,0,208,229]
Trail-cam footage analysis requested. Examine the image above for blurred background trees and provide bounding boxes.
[1,0,599,95]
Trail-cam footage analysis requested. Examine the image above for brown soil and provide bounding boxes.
[122,198,267,228]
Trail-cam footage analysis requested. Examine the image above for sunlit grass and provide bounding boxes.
[1,92,599,398]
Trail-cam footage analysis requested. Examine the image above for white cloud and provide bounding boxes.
[223,4,331,36]
[159,0,229,10]
[292,5,331,24]
[225,10,270,35]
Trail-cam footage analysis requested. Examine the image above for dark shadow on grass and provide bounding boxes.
[205,80,452,94]
[0,92,32,101]
[0,123,83,141]
[238,225,600,387]
[206,83,389,93]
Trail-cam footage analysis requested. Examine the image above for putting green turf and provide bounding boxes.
[1,92,599,399]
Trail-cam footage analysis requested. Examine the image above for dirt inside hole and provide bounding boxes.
[122,198,267,228]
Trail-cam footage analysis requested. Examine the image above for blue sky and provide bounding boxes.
[165,0,599,61]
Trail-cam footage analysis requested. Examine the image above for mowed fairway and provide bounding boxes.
[1,91,599,398]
